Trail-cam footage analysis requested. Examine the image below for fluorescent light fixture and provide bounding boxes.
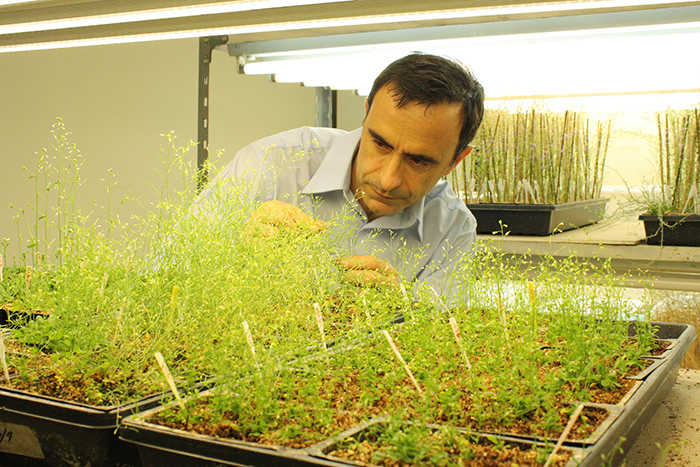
[3,0,700,53]
[0,0,40,5]
[0,0,356,35]
[245,20,700,109]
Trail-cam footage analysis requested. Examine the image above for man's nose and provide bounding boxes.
[378,155,402,192]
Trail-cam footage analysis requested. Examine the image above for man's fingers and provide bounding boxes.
[343,268,399,287]
[246,201,327,238]
[337,255,399,288]
[337,255,399,276]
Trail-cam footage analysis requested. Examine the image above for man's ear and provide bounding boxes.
[445,145,473,176]
[364,98,369,116]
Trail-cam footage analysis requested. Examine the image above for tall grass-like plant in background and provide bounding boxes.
[640,107,700,215]
[452,107,612,204]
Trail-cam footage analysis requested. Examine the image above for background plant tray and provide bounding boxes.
[638,213,700,246]
[119,322,695,467]
[468,198,608,236]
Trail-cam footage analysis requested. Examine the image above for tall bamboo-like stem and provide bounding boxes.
[457,107,610,205]
[671,116,690,207]
[665,112,672,190]
[657,113,666,197]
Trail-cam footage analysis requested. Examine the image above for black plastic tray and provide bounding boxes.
[639,213,700,246]
[119,322,695,467]
[0,386,166,467]
[468,198,609,236]
[574,321,697,467]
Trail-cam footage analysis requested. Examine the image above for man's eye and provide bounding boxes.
[410,157,429,168]
[374,139,389,149]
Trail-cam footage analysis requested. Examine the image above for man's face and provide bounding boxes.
[350,86,471,222]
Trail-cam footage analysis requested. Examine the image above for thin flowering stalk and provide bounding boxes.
[361,296,372,321]
[430,286,450,313]
[0,254,3,282]
[528,281,538,337]
[170,286,179,315]
[497,296,511,349]
[399,283,410,305]
[382,330,423,395]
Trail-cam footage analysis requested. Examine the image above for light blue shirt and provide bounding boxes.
[205,126,476,297]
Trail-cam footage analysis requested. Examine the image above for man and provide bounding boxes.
[201,52,484,296]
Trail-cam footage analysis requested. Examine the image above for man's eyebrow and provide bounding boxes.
[368,128,439,165]
[368,128,393,149]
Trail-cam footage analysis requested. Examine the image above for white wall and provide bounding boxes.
[0,38,365,263]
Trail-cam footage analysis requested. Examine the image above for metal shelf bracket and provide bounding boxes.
[198,35,229,188]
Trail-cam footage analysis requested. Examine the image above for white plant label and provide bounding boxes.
[381,330,422,394]
[0,422,44,458]
[0,332,9,384]
[100,273,108,295]
[449,317,472,370]
[242,320,260,368]
[154,352,184,410]
[313,303,327,350]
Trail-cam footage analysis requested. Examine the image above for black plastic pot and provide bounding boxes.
[468,198,609,236]
[0,387,166,467]
[119,322,695,467]
[638,213,700,246]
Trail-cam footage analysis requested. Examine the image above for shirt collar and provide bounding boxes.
[302,128,360,195]
[301,127,425,241]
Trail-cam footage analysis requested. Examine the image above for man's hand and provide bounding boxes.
[337,255,399,287]
[242,200,327,240]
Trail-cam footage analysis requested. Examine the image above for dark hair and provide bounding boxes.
[366,52,484,162]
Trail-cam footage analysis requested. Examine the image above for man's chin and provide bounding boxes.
[366,199,403,220]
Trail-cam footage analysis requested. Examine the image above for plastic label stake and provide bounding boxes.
[154,352,184,410]
[381,330,422,395]
[544,403,584,467]
[313,303,327,350]
[0,333,9,384]
[100,273,108,295]
[24,266,31,292]
[241,320,260,368]
[449,317,472,370]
